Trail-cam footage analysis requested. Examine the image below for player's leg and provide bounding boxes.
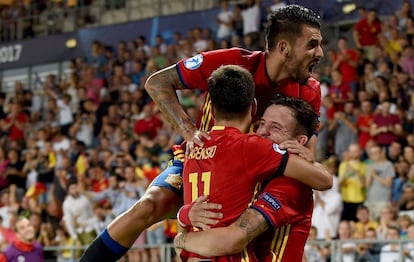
[107,185,182,247]
[80,160,183,262]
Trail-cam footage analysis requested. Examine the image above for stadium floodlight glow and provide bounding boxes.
[66,38,77,49]
[342,3,356,14]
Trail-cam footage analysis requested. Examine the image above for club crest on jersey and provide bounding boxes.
[260,192,282,211]
[184,54,203,70]
[273,143,287,154]
[165,173,183,190]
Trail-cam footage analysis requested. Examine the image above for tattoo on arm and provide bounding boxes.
[146,67,195,136]
[235,209,269,243]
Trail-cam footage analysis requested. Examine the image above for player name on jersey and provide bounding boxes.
[187,145,217,160]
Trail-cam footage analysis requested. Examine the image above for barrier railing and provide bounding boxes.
[39,238,414,262]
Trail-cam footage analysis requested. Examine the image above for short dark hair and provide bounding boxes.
[268,95,318,140]
[208,65,254,120]
[265,4,321,51]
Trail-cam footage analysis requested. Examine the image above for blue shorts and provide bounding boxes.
[149,160,183,196]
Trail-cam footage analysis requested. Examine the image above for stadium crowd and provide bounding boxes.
[2,0,414,261]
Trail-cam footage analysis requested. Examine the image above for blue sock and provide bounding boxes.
[100,228,129,255]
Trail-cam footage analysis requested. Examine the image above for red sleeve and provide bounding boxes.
[250,177,312,227]
[0,253,7,262]
[176,48,247,91]
[133,120,140,134]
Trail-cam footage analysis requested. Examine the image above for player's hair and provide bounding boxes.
[269,95,318,140]
[265,4,321,51]
[208,65,255,120]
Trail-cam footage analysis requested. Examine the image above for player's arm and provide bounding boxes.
[284,154,332,190]
[144,65,208,145]
[175,208,269,257]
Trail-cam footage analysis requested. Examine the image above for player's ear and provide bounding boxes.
[251,98,257,118]
[278,40,291,58]
[297,135,308,146]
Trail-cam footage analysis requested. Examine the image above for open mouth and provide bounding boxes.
[308,60,320,75]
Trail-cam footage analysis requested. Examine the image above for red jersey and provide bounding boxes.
[334,50,359,84]
[4,112,28,141]
[357,114,374,149]
[133,116,162,139]
[354,18,382,46]
[181,126,289,262]
[176,48,321,131]
[250,177,313,262]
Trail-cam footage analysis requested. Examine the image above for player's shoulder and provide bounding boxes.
[206,47,262,59]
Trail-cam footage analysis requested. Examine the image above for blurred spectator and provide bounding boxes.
[392,159,410,205]
[55,225,78,262]
[338,143,366,221]
[0,101,29,149]
[232,4,244,38]
[333,36,359,94]
[356,227,382,261]
[304,226,328,262]
[62,179,98,258]
[241,0,260,42]
[356,100,374,151]
[0,188,18,233]
[376,206,398,240]
[336,220,358,262]
[87,41,108,80]
[353,205,379,239]
[398,182,414,217]
[133,104,162,140]
[395,0,412,31]
[5,149,25,198]
[312,166,342,240]
[136,35,151,58]
[216,0,234,43]
[328,69,354,112]
[379,225,401,261]
[0,216,43,262]
[353,7,382,61]
[0,215,15,251]
[371,100,403,148]
[364,144,394,220]
[330,101,358,160]
[317,95,335,161]
[191,27,208,54]
[404,223,414,260]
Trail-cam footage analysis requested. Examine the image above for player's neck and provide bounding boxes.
[266,53,288,82]
[215,118,250,133]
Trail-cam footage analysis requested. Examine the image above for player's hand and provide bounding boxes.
[173,233,185,258]
[185,130,211,157]
[279,140,315,163]
[189,195,223,230]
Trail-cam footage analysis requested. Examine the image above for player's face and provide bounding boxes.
[285,25,323,84]
[256,105,297,143]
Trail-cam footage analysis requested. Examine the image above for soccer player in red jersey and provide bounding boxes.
[81,5,325,261]
[179,65,329,262]
[175,94,320,262]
